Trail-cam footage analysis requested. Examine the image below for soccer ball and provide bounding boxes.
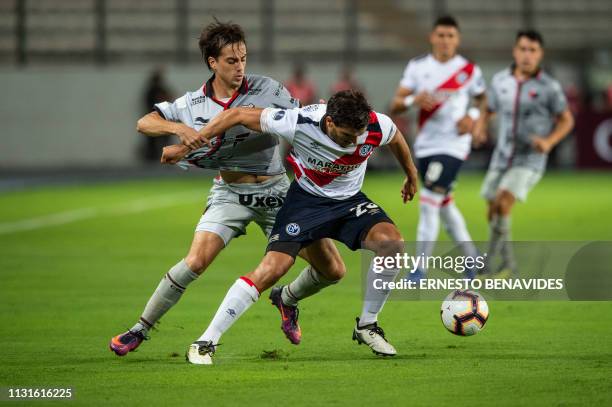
[441,290,489,336]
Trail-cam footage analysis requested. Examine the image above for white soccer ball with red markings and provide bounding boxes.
[441,290,489,336]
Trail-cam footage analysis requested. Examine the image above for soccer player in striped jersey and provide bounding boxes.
[109,21,344,357]
[165,90,418,363]
[390,16,488,280]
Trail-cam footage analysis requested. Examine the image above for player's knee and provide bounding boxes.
[184,255,209,275]
[497,191,515,215]
[323,259,346,282]
[366,223,404,257]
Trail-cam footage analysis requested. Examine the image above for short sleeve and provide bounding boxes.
[548,80,568,115]
[270,83,301,109]
[399,62,417,91]
[154,94,188,122]
[376,113,398,146]
[469,65,486,96]
[259,107,299,144]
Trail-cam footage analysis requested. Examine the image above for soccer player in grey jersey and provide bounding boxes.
[110,21,344,356]
[479,30,574,275]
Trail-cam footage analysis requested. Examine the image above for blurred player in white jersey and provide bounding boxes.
[166,90,419,362]
[109,21,344,357]
[390,16,487,279]
[480,30,573,276]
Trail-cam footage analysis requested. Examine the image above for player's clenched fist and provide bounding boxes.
[161,145,190,164]
[175,124,210,149]
[401,170,418,203]
[456,115,475,135]
[531,136,552,154]
[413,91,438,111]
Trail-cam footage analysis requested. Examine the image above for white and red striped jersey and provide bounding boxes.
[259,104,397,200]
[400,54,485,160]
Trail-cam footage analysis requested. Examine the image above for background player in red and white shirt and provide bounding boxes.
[390,16,488,279]
[168,90,418,362]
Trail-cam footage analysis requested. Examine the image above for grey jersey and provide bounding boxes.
[155,74,299,175]
[487,67,567,172]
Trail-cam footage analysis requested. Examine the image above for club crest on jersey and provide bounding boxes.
[286,223,300,236]
[274,110,286,120]
[456,72,468,84]
[359,144,373,157]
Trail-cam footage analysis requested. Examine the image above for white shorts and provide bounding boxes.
[480,167,543,202]
[196,174,290,246]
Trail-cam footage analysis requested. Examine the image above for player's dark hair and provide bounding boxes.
[433,15,459,30]
[199,18,246,70]
[516,29,544,46]
[327,90,371,130]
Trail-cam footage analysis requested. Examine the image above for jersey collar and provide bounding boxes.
[510,63,542,81]
[203,74,249,108]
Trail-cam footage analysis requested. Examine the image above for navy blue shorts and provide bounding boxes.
[266,182,394,258]
[417,154,464,194]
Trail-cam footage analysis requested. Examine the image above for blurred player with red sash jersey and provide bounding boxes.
[390,16,488,280]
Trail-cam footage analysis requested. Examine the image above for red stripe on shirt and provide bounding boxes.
[296,111,385,187]
[418,62,475,128]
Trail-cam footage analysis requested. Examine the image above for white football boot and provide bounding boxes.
[186,340,215,365]
[352,317,397,356]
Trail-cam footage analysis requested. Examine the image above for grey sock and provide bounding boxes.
[487,216,512,269]
[131,259,198,335]
[281,266,338,306]
[498,217,515,269]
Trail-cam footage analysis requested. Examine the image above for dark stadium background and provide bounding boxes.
[1,0,611,178]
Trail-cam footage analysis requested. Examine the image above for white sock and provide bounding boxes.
[281,266,338,306]
[197,277,259,344]
[440,198,479,258]
[359,260,399,326]
[416,188,444,270]
[131,259,198,335]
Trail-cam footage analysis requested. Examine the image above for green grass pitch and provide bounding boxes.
[1,171,611,406]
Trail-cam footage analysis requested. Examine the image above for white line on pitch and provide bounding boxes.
[0,193,203,235]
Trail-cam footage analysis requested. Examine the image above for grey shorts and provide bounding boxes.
[195,174,290,246]
[481,166,543,202]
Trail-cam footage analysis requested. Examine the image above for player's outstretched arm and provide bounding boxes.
[387,128,418,203]
[199,107,265,141]
[136,111,210,150]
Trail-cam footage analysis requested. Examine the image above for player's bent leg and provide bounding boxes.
[491,190,517,276]
[416,188,443,260]
[280,239,346,307]
[298,238,346,282]
[271,239,346,344]
[247,250,296,292]
[439,196,479,278]
[110,231,226,357]
[353,221,403,356]
[188,251,295,364]
[184,231,227,274]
